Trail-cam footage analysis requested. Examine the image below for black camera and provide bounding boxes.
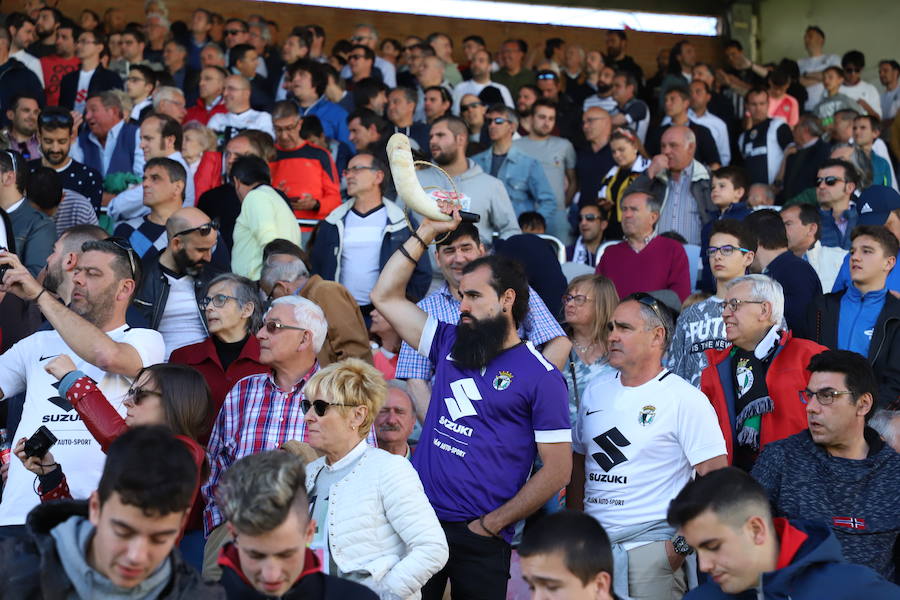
[24,426,57,459]
[0,247,8,284]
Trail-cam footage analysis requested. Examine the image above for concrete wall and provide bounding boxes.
[757,0,900,86]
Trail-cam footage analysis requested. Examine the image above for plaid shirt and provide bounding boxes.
[202,364,377,535]
[395,282,565,380]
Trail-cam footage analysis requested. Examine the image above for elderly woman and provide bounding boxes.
[303,358,448,600]
[562,274,619,424]
[597,127,651,239]
[169,273,267,423]
[182,121,222,199]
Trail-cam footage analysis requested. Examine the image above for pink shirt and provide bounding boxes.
[769,95,799,127]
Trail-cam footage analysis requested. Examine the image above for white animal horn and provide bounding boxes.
[386,133,452,222]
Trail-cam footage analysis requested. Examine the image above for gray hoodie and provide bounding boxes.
[412,159,521,245]
[51,515,173,600]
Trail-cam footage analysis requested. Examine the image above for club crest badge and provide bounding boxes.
[736,358,754,397]
[493,371,513,391]
[638,405,656,426]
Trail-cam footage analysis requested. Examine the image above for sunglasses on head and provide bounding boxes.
[302,398,341,416]
[39,112,73,128]
[105,236,137,280]
[536,73,558,80]
[816,176,846,187]
[174,219,219,237]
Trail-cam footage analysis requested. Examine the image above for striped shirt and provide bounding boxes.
[395,282,565,381]
[202,364,377,534]
[658,162,703,246]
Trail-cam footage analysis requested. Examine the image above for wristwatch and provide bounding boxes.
[672,534,694,556]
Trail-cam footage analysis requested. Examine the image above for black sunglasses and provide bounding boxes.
[301,398,340,417]
[105,236,138,280]
[174,219,219,237]
[39,111,73,128]
[633,292,667,328]
[491,117,511,125]
[816,176,845,187]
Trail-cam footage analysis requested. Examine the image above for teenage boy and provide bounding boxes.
[804,225,900,409]
[699,166,753,293]
[669,219,757,387]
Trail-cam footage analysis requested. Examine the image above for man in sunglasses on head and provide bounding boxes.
[133,206,224,359]
[0,238,164,535]
[567,291,728,600]
[201,295,378,581]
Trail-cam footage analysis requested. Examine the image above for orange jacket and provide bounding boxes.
[269,141,340,227]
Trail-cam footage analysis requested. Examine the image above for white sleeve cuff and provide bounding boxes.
[417,315,438,358]
[535,429,572,444]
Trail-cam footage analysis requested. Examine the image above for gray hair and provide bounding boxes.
[354,23,379,40]
[724,274,785,326]
[201,42,224,60]
[260,255,309,293]
[486,104,518,125]
[869,410,900,450]
[205,273,264,334]
[629,295,674,350]
[622,190,662,214]
[250,21,271,43]
[387,378,415,411]
[749,183,775,203]
[268,296,327,353]
[217,451,308,535]
[153,86,185,110]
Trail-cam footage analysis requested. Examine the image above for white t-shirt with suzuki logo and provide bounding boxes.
[573,368,726,539]
[0,324,164,526]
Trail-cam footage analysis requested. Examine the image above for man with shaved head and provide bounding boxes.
[207,74,275,145]
[626,124,714,246]
[134,206,225,358]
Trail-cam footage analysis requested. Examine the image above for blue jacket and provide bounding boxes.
[872,153,893,188]
[309,198,431,302]
[832,252,900,293]
[298,98,354,153]
[77,121,138,178]
[471,147,558,222]
[819,204,858,250]
[685,519,900,599]
[837,285,886,356]
[698,201,753,293]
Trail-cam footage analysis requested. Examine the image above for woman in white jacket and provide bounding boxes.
[302,358,448,600]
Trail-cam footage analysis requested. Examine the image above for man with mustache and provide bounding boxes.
[372,205,572,599]
[374,380,418,458]
[29,106,102,211]
[133,206,224,359]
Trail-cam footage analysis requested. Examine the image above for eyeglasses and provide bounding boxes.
[301,398,344,417]
[106,236,137,280]
[706,245,751,257]
[125,76,146,83]
[200,293,240,309]
[460,102,483,112]
[580,213,603,222]
[125,387,161,405]
[343,165,378,175]
[174,219,219,237]
[225,29,244,36]
[274,120,301,134]
[720,298,766,312]
[490,117,511,125]
[262,320,307,334]
[816,176,846,187]
[799,388,854,405]
[562,293,592,306]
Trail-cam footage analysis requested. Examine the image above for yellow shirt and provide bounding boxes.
[231,184,302,280]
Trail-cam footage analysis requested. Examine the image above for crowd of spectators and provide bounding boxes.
[0,2,898,598]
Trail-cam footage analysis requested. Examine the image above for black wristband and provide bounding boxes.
[479,515,502,539]
[397,245,418,266]
[33,288,47,303]
[410,231,429,249]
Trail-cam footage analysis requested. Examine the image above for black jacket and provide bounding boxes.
[781,138,831,202]
[0,500,224,599]
[133,256,224,331]
[59,66,123,110]
[218,543,377,600]
[0,58,43,124]
[804,290,900,409]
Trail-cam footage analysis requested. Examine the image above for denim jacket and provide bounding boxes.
[472,147,557,221]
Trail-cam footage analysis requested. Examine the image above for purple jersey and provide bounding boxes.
[411,317,571,539]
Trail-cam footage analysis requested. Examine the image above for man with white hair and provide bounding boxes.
[700,274,827,470]
[152,85,188,123]
[201,294,377,578]
[340,23,396,87]
[375,380,418,458]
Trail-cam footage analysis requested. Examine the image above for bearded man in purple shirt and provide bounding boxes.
[372,204,572,600]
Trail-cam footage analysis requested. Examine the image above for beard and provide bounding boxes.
[431,147,454,166]
[70,281,117,327]
[596,83,612,95]
[44,261,64,294]
[452,311,509,370]
[173,246,207,277]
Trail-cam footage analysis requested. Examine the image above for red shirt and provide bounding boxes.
[183,97,227,126]
[41,55,79,106]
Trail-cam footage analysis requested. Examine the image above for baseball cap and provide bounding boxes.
[857,185,900,226]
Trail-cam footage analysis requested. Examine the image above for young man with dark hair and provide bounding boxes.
[816,158,860,250]
[744,209,822,330]
[647,86,721,168]
[738,88,793,185]
[372,212,572,600]
[215,451,376,598]
[803,225,900,409]
[0,426,221,597]
[59,29,122,113]
[519,510,619,600]
[670,219,756,387]
[780,202,846,291]
[667,466,899,598]
[288,59,352,150]
[566,201,608,266]
[751,349,900,580]
[698,165,752,293]
[813,66,861,126]
[30,106,102,209]
[840,50,881,118]
[852,115,893,187]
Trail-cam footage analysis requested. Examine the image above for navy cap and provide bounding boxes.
[857,185,900,226]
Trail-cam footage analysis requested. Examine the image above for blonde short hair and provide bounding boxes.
[304,358,386,436]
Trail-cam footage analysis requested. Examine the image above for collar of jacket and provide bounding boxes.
[325,196,408,233]
[218,542,321,589]
[653,159,710,185]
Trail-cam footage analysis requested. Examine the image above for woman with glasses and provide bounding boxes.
[16,360,213,567]
[169,273,267,425]
[303,358,447,599]
[596,127,651,239]
[561,274,619,425]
